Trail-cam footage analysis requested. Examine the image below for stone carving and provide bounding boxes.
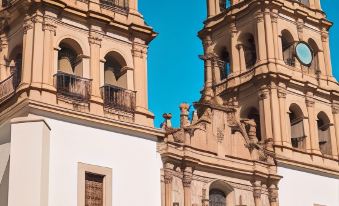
[183,167,193,188]
[268,184,278,203]
[23,16,34,34]
[88,31,103,46]
[217,128,224,143]
[256,12,264,23]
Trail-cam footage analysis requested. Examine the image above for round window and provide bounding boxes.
[295,42,313,66]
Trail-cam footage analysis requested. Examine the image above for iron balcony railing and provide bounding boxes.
[54,72,92,102]
[0,71,18,102]
[101,84,136,113]
[99,0,129,13]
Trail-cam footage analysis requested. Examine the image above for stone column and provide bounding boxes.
[259,87,273,141]
[207,0,216,17]
[88,31,102,100]
[132,42,148,110]
[256,12,267,63]
[202,36,214,101]
[42,19,56,88]
[306,93,321,154]
[331,104,339,158]
[230,21,240,74]
[22,16,34,85]
[252,181,262,206]
[31,14,44,88]
[183,167,193,206]
[278,86,290,146]
[264,9,276,71]
[271,11,279,63]
[297,19,304,41]
[164,163,174,206]
[237,44,246,72]
[315,0,322,10]
[268,184,279,206]
[321,29,332,77]
[270,82,282,145]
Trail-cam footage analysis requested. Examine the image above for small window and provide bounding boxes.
[78,163,112,206]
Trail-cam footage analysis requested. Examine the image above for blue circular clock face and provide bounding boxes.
[295,42,313,66]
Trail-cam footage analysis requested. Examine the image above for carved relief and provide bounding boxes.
[23,17,34,34]
[88,31,103,46]
[256,12,264,23]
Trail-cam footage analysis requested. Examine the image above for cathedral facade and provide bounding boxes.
[0,0,338,206]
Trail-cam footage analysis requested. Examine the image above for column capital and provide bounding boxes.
[252,181,262,198]
[321,29,329,42]
[271,12,278,23]
[332,104,339,114]
[277,88,287,99]
[256,12,264,23]
[258,89,269,100]
[23,17,34,34]
[42,20,56,34]
[88,31,103,46]
[268,184,279,203]
[132,43,147,58]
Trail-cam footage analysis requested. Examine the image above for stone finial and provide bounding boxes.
[179,103,190,128]
[162,113,172,129]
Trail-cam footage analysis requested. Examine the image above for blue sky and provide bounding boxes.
[139,0,339,128]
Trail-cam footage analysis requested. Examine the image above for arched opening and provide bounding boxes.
[58,38,83,76]
[308,38,320,74]
[239,33,257,69]
[102,51,135,113]
[217,48,231,80]
[219,0,231,12]
[289,104,306,149]
[209,180,234,206]
[8,45,23,86]
[317,112,332,155]
[242,107,261,141]
[56,38,90,102]
[104,51,127,88]
[281,30,295,66]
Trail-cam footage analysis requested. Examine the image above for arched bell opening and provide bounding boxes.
[317,112,332,155]
[289,104,306,150]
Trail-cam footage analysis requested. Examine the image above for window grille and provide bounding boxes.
[100,0,129,13]
[85,173,104,206]
[101,84,136,113]
[296,0,310,7]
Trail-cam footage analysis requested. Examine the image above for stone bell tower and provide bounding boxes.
[160,0,339,206]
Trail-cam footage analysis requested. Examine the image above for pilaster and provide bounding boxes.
[31,13,44,88]
[230,20,240,75]
[21,15,34,86]
[164,163,174,206]
[258,86,273,141]
[331,104,339,158]
[269,82,282,145]
[88,30,103,100]
[321,29,332,77]
[277,86,290,146]
[305,92,321,154]
[256,12,267,64]
[183,167,192,206]
[42,18,56,88]
[264,9,276,71]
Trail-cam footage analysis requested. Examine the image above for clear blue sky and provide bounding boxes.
[139,0,339,128]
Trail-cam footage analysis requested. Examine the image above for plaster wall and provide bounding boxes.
[278,166,339,206]
[45,117,163,206]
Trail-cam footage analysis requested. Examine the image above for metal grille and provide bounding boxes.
[209,189,226,206]
[100,0,129,13]
[0,71,18,102]
[101,84,136,113]
[54,72,92,102]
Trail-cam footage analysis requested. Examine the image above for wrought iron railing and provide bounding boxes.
[0,71,18,102]
[101,84,136,113]
[99,0,129,13]
[54,72,92,102]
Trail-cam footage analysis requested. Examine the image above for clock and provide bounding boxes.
[295,42,313,66]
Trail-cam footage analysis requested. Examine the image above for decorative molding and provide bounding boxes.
[268,185,278,203]
[252,181,262,198]
[321,29,328,42]
[277,88,287,99]
[256,12,264,23]
[23,17,34,34]
[88,31,103,46]
[183,167,193,188]
[297,19,304,34]
[32,15,43,24]
[43,19,57,34]
[258,89,269,100]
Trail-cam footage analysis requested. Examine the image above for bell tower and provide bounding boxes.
[160,1,339,206]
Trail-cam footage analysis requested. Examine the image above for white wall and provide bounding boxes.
[278,166,339,206]
[45,117,163,206]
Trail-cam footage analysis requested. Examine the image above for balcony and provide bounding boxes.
[0,71,18,102]
[99,0,129,13]
[101,84,136,113]
[54,72,92,102]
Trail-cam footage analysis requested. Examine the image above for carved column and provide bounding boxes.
[331,104,339,158]
[183,167,193,206]
[278,86,290,146]
[237,44,246,72]
[306,93,321,154]
[230,21,240,75]
[256,12,267,63]
[270,82,282,145]
[202,36,214,101]
[88,30,102,100]
[164,163,174,206]
[264,9,275,71]
[252,181,262,206]
[268,184,279,206]
[22,16,34,85]
[42,19,56,87]
[31,14,44,86]
[259,87,273,142]
[132,42,149,110]
[321,29,332,76]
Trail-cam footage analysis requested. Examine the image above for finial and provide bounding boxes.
[161,113,172,129]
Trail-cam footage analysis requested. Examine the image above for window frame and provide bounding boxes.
[78,162,112,206]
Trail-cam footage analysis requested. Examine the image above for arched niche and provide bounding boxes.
[58,38,84,77]
[8,45,23,85]
[103,51,128,89]
[317,111,332,155]
[209,180,235,206]
[289,103,306,149]
[281,29,295,67]
[241,107,261,141]
[238,33,257,69]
